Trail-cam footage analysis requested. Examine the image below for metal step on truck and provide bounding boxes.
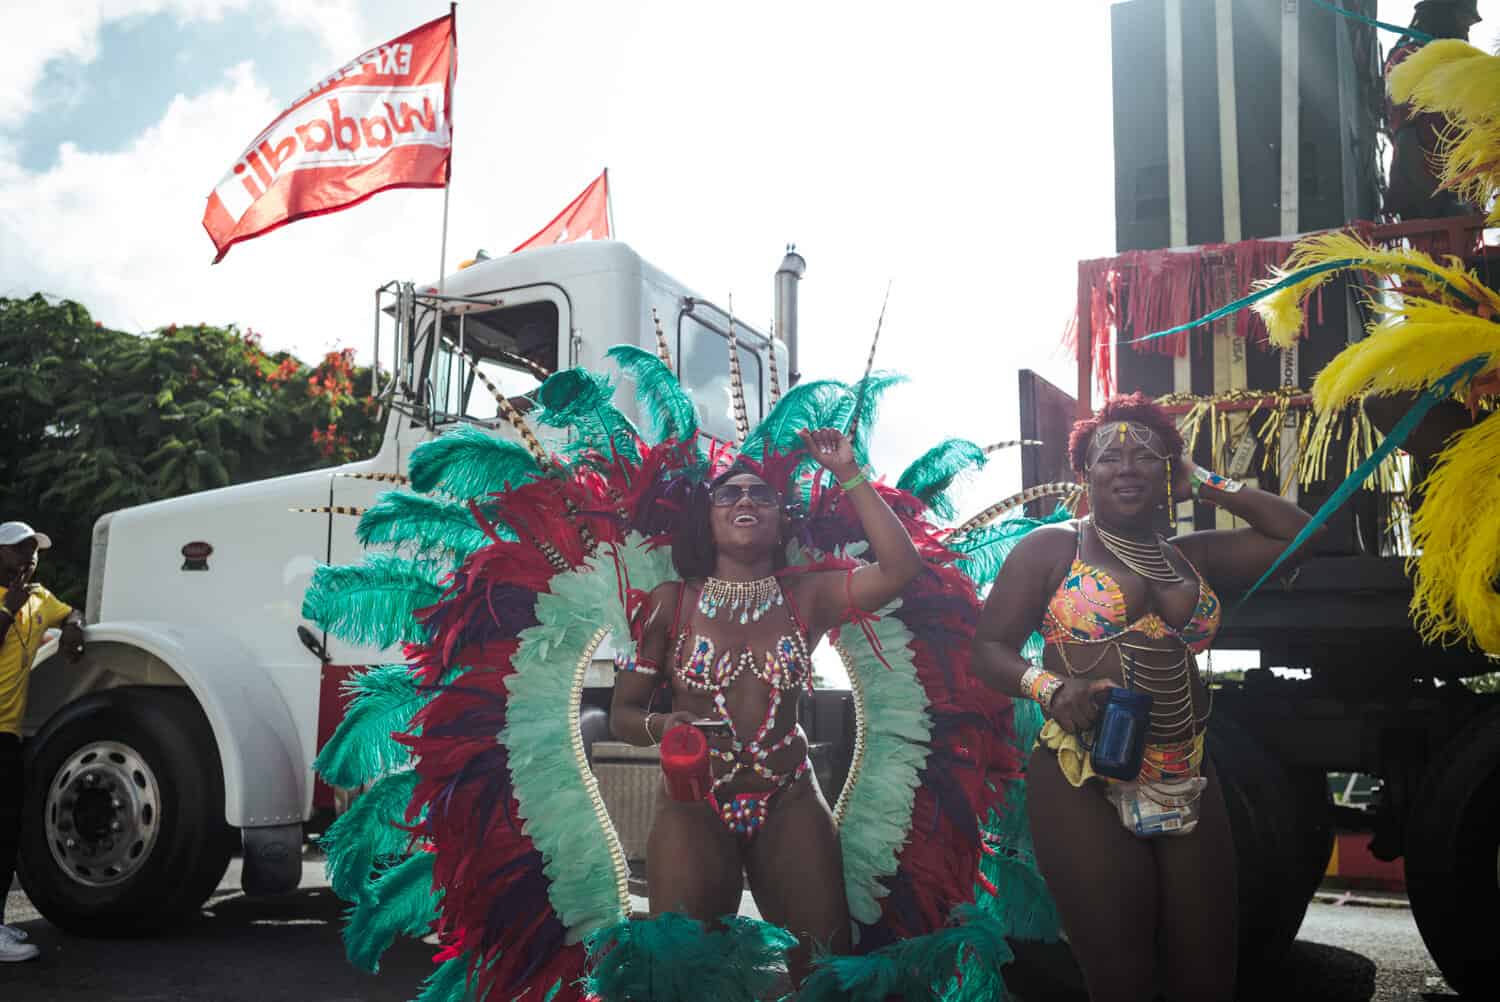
[17,240,875,935]
[1014,212,1500,998]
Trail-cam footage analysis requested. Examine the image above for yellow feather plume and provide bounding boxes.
[1388,40,1492,117]
[1312,303,1500,412]
[1409,414,1500,651]
[1437,117,1500,224]
[1386,39,1500,226]
[1254,230,1500,358]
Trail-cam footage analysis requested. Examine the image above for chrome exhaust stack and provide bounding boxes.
[774,245,806,386]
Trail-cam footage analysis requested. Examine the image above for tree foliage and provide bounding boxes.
[0,294,384,606]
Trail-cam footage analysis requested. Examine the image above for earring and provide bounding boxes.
[1165,456,1176,529]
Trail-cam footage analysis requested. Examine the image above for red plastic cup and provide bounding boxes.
[659,723,712,802]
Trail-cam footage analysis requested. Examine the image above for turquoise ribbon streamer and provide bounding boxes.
[1308,0,1436,45]
[1124,259,1361,346]
[1233,356,1488,611]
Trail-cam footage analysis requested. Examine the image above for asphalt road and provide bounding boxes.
[0,861,1469,1001]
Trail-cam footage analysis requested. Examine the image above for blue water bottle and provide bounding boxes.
[1090,688,1153,781]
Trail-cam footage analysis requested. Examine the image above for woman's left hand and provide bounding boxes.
[799,428,859,479]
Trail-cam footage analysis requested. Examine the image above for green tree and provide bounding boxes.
[1,295,384,606]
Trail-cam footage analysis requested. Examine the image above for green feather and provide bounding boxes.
[318,769,420,902]
[742,379,852,459]
[585,912,795,1002]
[343,851,440,973]
[841,371,905,464]
[408,425,544,499]
[950,505,1073,588]
[302,554,443,649]
[607,344,698,445]
[896,439,988,520]
[535,368,642,463]
[313,664,422,789]
[968,700,1060,950]
[356,491,498,561]
[800,907,1015,1002]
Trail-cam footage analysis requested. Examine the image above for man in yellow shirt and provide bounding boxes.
[0,522,85,962]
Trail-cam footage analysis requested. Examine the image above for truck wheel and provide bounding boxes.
[1209,716,1307,980]
[1290,767,1335,908]
[18,687,236,936]
[1403,703,1500,998]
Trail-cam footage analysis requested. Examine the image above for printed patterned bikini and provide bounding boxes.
[1041,522,1221,791]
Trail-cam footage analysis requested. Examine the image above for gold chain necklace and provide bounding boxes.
[1090,517,1182,583]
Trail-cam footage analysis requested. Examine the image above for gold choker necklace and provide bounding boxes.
[1090,517,1182,584]
[698,575,784,624]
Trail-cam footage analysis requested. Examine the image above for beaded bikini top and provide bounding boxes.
[671,577,814,695]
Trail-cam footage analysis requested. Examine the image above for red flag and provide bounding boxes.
[202,13,456,263]
[511,170,611,252]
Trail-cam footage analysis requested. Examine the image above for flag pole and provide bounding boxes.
[438,2,457,293]
[604,166,615,239]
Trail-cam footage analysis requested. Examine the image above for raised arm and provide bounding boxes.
[796,427,923,635]
[1170,451,1318,595]
[609,582,694,745]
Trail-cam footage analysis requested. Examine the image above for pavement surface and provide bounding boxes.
[0,862,1472,1001]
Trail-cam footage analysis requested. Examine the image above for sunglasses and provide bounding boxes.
[710,483,781,508]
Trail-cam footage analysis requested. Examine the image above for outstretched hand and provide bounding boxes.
[798,427,859,479]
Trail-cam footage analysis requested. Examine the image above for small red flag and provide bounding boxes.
[202,13,456,263]
[511,170,611,252]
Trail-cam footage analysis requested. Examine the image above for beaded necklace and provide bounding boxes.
[697,575,784,624]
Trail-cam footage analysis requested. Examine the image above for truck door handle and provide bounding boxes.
[297,625,331,664]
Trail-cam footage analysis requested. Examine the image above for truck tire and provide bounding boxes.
[1403,703,1500,998]
[1290,766,1335,910]
[18,686,237,936]
[1209,716,1308,980]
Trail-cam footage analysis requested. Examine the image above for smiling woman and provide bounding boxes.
[971,392,1317,1002]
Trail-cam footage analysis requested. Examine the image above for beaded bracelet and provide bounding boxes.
[644,712,660,747]
[1037,676,1066,713]
[1187,462,1244,498]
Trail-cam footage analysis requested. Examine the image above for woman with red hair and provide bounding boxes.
[972,393,1313,1001]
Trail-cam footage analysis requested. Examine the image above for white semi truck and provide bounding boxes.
[17,240,801,933]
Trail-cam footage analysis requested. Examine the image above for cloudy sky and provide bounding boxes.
[0,0,1445,510]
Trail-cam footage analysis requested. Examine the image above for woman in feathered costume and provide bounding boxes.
[301,327,1044,1001]
[610,425,922,985]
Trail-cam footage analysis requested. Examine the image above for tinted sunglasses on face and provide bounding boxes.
[710,483,781,507]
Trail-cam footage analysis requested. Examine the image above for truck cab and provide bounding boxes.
[17,240,792,934]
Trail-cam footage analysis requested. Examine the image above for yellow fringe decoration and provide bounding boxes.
[1388,39,1500,226]
[1155,389,1407,500]
[1409,414,1500,651]
[1251,232,1500,350]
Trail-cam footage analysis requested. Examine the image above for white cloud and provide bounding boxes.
[0,1,359,130]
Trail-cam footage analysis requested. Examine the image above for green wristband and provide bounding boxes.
[839,469,871,491]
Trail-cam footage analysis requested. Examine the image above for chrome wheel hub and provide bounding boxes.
[44,741,161,887]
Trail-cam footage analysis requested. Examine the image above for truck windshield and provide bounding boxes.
[423,301,559,423]
[677,310,764,442]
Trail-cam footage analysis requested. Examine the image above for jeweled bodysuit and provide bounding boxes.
[671,577,816,839]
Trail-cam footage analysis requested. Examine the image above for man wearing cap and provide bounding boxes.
[0,522,85,962]
[1384,0,1484,220]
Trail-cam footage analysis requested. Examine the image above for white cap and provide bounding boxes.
[0,522,52,550]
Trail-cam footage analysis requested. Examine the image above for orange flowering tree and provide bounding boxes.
[0,294,385,603]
